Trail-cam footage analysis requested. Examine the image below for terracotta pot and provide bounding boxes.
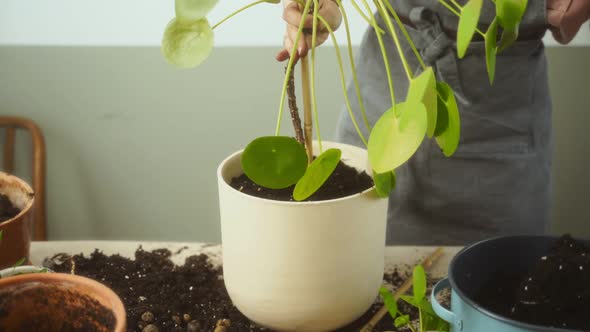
[0,273,126,332]
[0,172,34,269]
[218,141,388,331]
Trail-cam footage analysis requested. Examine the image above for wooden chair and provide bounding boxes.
[0,116,47,241]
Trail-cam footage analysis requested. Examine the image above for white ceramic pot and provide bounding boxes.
[217,141,388,331]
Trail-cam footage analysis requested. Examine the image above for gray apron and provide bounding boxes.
[335,0,552,245]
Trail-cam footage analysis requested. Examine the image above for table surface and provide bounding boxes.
[30,241,463,278]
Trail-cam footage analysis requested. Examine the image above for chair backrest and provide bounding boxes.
[0,116,46,241]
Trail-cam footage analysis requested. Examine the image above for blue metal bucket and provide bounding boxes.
[431,236,589,332]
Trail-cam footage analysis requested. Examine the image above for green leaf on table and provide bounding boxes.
[379,286,399,319]
[495,0,528,30]
[498,27,518,53]
[413,265,427,302]
[368,102,427,173]
[394,314,411,328]
[13,258,25,267]
[293,148,341,201]
[162,18,214,68]
[457,0,483,58]
[407,67,437,137]
[0,230,3,243]
[241,136,308,189]
[485,17,499,85]
[175,0,219,22]
[434,82,460,157]
[373,170,396,198]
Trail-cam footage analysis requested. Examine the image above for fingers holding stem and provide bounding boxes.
[276,0,314,136]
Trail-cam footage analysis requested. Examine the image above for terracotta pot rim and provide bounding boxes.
[0,272,126,332]
[0,172,35,228]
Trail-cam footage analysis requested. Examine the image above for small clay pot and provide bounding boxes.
[0,272,126,332]
[0,172,34,269]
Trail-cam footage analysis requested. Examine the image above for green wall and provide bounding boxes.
[0,46,588,242]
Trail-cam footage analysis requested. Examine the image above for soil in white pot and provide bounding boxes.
[0,193,20,222]
[475,235,590,330]
[230,160,374,201]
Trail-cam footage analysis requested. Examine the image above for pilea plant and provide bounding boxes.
[380,265,450,332]
[161,0,528,200]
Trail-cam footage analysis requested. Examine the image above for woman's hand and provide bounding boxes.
[547,0,590,44]
[276,0,343,62]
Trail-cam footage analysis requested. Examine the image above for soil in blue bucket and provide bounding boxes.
[475,235,590,330]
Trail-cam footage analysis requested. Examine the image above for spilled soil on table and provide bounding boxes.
[475,235,590,330]
[44,248,435,332]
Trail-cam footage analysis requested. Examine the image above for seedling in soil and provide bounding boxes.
[381,265,450,332]
[161,0,528,200]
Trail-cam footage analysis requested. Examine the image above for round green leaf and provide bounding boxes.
[457,0,483,59]
[241,136,308,189]
[434,82,460,157]
[293,149,341,201]
[162,18,214,69]
[394,315,411,328]
[373,170,396,198]
[175,0,219,21]
[368,102,428,174]
[413,265,427,302]
[496,0,528,30]
[407,67,437,138]
[485,18,499,85]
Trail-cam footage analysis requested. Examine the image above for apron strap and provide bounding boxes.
[409,6,470,105]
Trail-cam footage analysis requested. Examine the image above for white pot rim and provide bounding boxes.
[217,142,378,206]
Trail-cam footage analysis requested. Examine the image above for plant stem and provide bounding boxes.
[383,1,427,70]
[335,0,371,132]
[286,66,305,144]
[212,0,267,30]
[359,0,396,108]
[317,14,368,146]
[275,0,313,136]
[449,0,462,10]
[349,0,386,34]
[438,0,486,36]
[374,0,413,81]
[310,0,323,152]
[301,56,314,162]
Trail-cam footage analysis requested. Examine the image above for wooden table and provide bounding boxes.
[30,241,462,277]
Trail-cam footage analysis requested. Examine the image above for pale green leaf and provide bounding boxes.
[407,67,437,137]
[373,170,396,198]
[496,0,528,30]
[293,149,341,201]
[175,0,219,21]
[413,265,427,302]
[368,102,428,173]
[457,0,483,58]
[13,258,26,267]
[394,315,411,328]
[241,136,308,189]
[434,82,460,157]
[162,18,214,68]
[485,17,499,85]
[379,286,399,319]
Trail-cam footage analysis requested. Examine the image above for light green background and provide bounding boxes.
[0,46,588,242]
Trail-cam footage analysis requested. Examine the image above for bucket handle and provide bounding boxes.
[431,277,463,331]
